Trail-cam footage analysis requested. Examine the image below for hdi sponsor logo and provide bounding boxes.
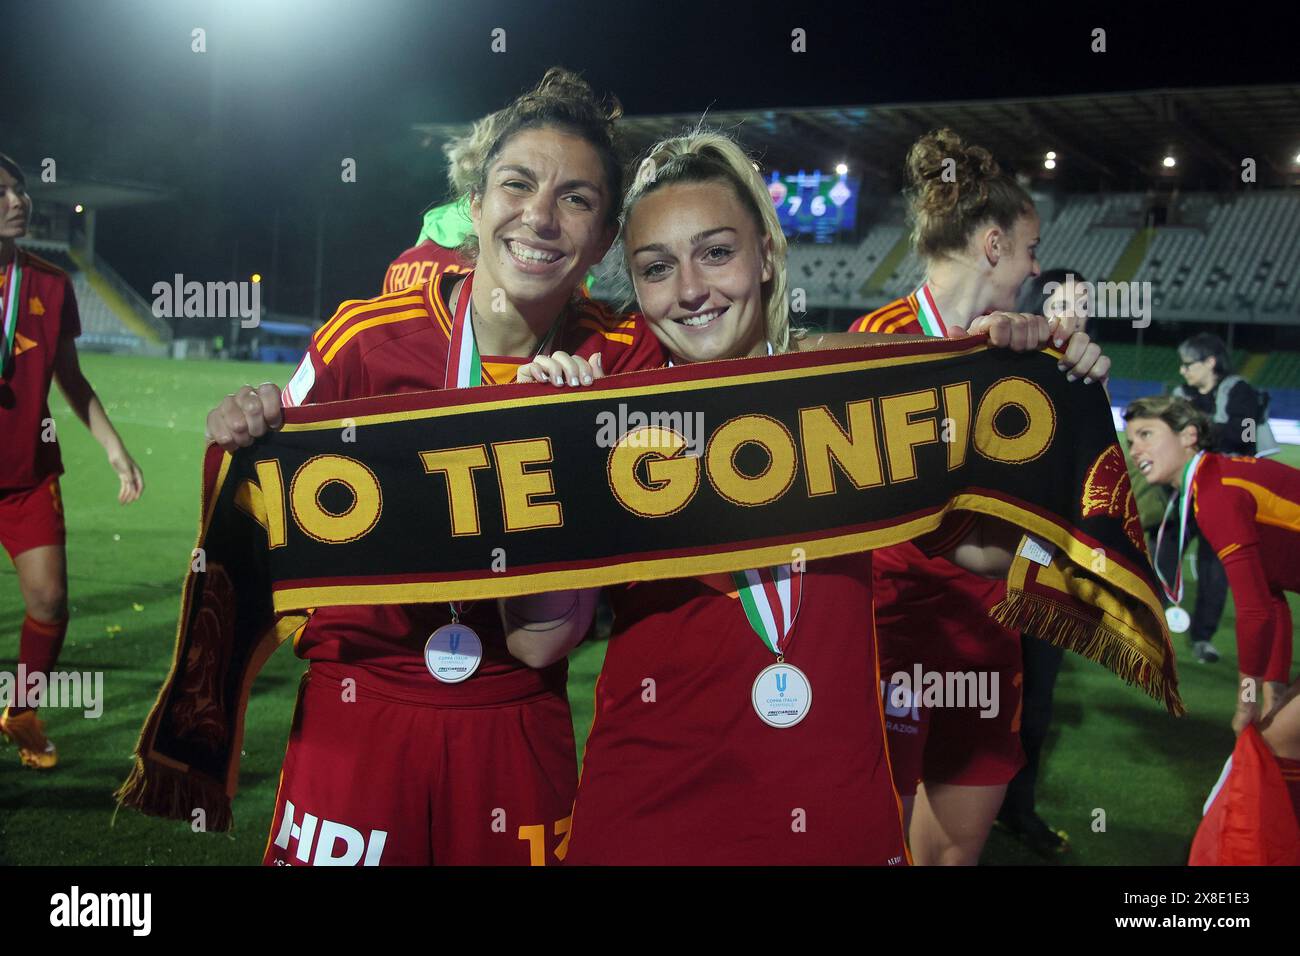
[272,800,388,866]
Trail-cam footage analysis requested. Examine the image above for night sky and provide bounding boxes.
[4,0,1296,318]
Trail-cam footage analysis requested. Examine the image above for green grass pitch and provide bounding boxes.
[1,352,1296,865]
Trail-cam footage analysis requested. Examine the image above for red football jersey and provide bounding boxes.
[381,241,468,296]
[280,270,663,704]
[565,552,909,865]
[0,249,81,492]
[1192,453,1300,681]
[849,289,925,336]
[850,287,1025,792]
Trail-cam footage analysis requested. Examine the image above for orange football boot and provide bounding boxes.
[0,708,59,769]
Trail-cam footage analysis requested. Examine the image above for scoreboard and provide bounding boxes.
[768,170,859,243]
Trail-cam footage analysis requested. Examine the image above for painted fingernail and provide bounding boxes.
[1054,338,1065,348]
[1057,362,1068,371]
[1084,376,1094,385]
[1066,373,1078,382]
[582,375,592,385]
[569,377,579,386]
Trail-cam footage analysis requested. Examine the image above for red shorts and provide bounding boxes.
[263,663,578,866]
[0,476,66,560]
[879,634,1026,797]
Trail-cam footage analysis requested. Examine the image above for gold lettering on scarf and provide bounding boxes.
[880,388,940,483]
[799,401,884,496]
[492,438,563,532]
[289,455,383,544]
[607,427,699,517]
[973,377,1056,465]
[420,445,491,536]
[234,460,288,548]
[705,415,799,507]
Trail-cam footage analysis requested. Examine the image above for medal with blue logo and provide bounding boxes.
[424,602,483,683]
[735,565,812,728]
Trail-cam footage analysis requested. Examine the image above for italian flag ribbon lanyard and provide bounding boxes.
[426,271,563,682]
[913,282,949,339]
[667,341,813,726]
[444,271,561,389]
[738,564,811,728]
[1153,451,1205,634]
[1,254,22,382]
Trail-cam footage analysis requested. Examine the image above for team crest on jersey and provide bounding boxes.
[1081,444,1145,553]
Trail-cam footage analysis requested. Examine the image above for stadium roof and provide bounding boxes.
[24,169,176,210]
[413,84,1300,191]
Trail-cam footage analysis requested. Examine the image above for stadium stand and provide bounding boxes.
[20,238,169,354]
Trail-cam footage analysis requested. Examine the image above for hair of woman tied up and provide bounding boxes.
[1124,395,1214,450]
[621,128,795,353]
[455,67,625,263]
[906,128,1034,261]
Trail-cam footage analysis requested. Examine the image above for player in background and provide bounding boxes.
[848,129,1098,865]
[994,267,1092,856]
[0,153,144,768]
[380,198,470,295]
[501,130,1107,864]
[378,116,494,294]
[204,70,660,866]
[1124,396,1296,735]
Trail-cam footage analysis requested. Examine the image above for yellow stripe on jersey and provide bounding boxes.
[879,313,918,335]
[577,319,634,345]
[574,307,636,332]
[1216,542,1242,561]
[856,301,911,334]
[481,360,524,385]
[322,309,428,365]
[315,293,423,351]
[1220,477,1300,534]
[426,277,454,338]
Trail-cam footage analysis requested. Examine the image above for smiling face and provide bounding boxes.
[0,168,31,242]
[984,209,1041,312]
[1125,416,1200,486]
[626,180,773,364]
[469,126,615,316]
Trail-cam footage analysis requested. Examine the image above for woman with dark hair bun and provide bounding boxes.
[848,129,1107,864]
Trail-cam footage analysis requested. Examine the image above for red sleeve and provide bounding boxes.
[1265,595,1293,684]
[567,309,665,374]
[60,273,81,339]
[281,327,343,407]
[1195,479,1274,677]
